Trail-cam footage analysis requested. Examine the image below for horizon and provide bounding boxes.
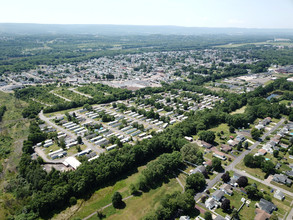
[1,23,293,30]
[1,0,293,29]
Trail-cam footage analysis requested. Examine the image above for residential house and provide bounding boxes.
[258,149,267,156]
[274,189,285,201]
[221,144,232,153]
[213,151,227,160]
[205,197,217,210]
[262,144,273,154]
[235,135,246,142]
[272,174,292,186]
[254,208,271,220]
[230,172,241,186]
[201,140,213,149]
[227,139,239,147]
[258,198,277,214]
[212,190,225,202]
[260,117,271,126]
[192,165,206,174]
[220,183,233,196]
[280,143,289,149]
[285,170,293,178]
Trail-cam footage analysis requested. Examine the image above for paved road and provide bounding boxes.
[68,88,93,98]
[194,118,285,201]
[34,147,63,163]
[232,168,293,197]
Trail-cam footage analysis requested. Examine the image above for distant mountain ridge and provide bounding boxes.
[1,23,293,35]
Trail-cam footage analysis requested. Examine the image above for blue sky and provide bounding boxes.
[1,0,293,28]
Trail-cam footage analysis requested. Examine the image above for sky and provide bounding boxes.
[1,0,293,28]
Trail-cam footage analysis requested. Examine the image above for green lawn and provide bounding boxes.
[215,41,293,48]
[53,164,183,220]
[104,178,182,220]
[236,160,266,180]
[222,172,293,219]
[0,92,30,219]
[230,106,247,115]
[208,123,235,146]
[53,166,145,220]
[271,181,293,193]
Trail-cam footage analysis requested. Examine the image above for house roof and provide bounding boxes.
[220,183,233,191]
[259,198,277,214]
[258,149,267,155]
[274,189,285,199]
[221,144,232,152]
[254,208,271,220]
[212,190,225,200]
[214,215,225,220]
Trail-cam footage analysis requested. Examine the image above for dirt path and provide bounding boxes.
[68,88,93,98]
[82,195,134,220]
[49,91,71,102]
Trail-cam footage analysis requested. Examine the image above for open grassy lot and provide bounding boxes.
[54,88,88,102]
[207,123,235,146]
[0,92,29,219]
[215,41,293,48]
[230,106,247,115]
[104,178,182,220]
[53,162,183,220]
[271,181,293,193]
[236,160,266,180]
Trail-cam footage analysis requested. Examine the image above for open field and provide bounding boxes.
[0,92,29,219]
[53,164,183,220]
[215,41,293,48]
[230,106,247,115]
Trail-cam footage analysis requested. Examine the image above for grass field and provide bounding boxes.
[230,106,247,115]
[215,41,293,48]
[236,160,266,180]
[0,91,30,219]
[53,163,183,220]
[54,88,88,102]
[208,123,235,146]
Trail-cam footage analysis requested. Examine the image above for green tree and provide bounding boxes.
[221,198,230,212]
[237,176,248,187]
[251,128,261,140]
[112,192,123,208]
[198,131,215,144]
[77,136,82,144]
[180,143,203,165]
[69,196,77,205]
[185,173,206,192]
[212,158,222,171]
[229,126,235,133]
[273,150,279,158]
[204,212,212,220]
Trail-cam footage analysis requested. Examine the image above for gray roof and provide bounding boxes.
[259,198,277,214]
[214,216,225,220]
[212,190,225,201]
